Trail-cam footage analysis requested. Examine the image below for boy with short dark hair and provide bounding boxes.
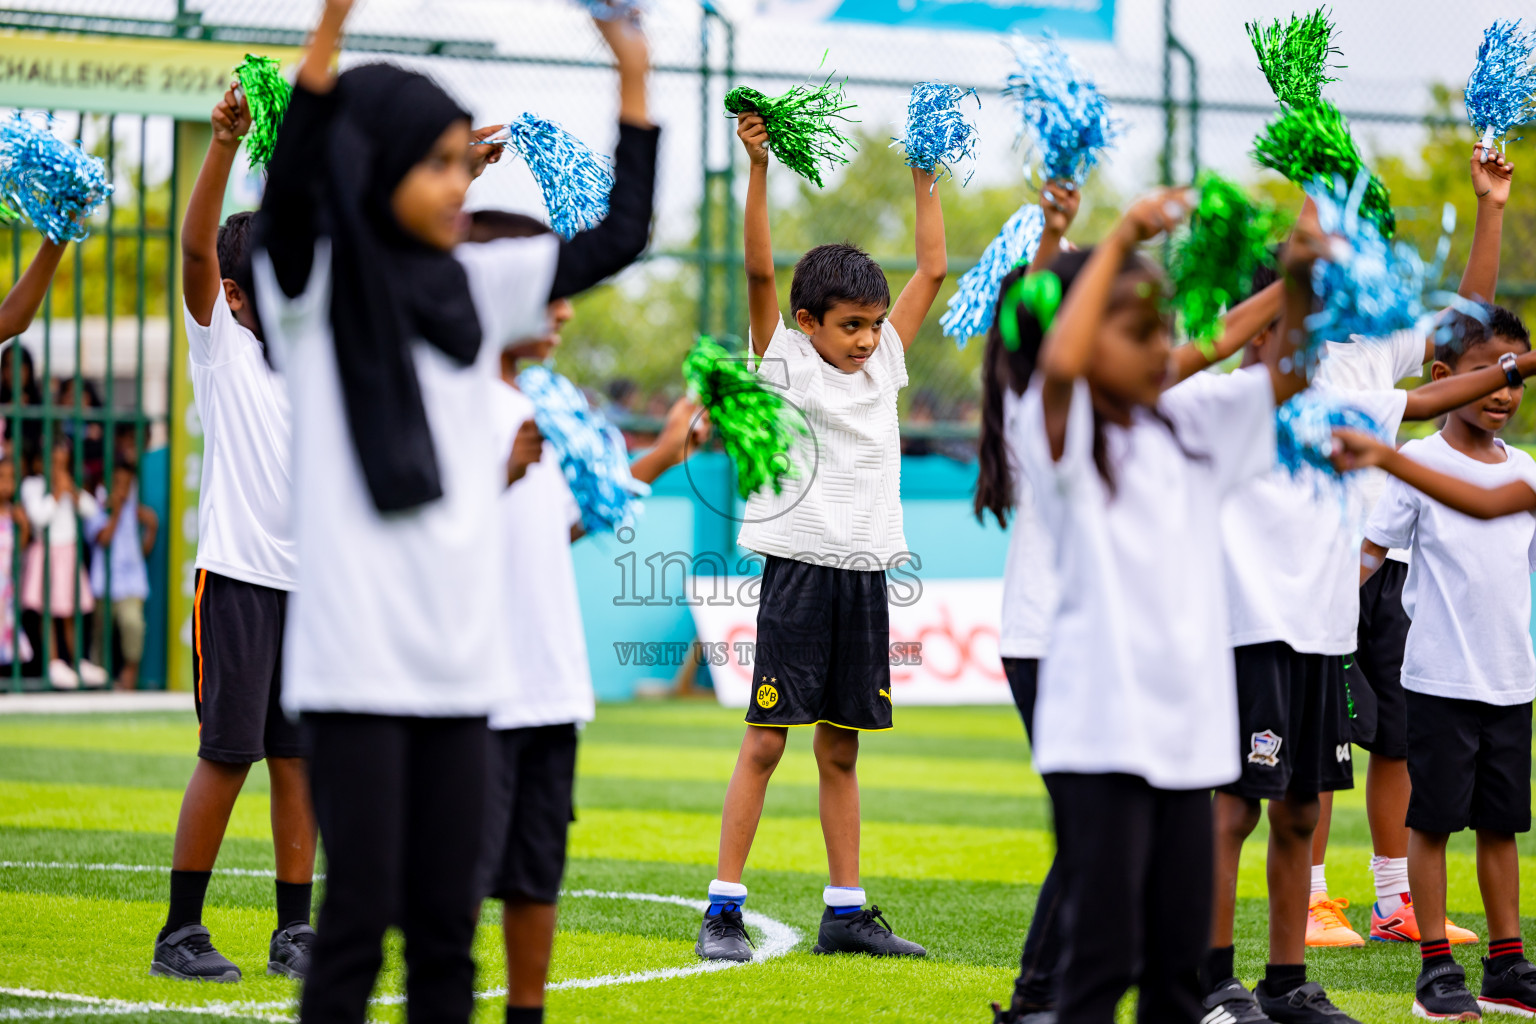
[153,82,313,983]
[695,109,947,962]
[1335,307,1536,1019]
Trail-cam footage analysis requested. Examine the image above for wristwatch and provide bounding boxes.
[1500,351,1523,388]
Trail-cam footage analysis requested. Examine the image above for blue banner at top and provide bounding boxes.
[764,0,1115,41]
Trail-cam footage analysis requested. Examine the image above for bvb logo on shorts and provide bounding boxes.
[756,678,779,709]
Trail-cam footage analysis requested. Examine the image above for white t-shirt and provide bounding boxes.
[1314,328,1428,564]
[737,316,909,566]
[998,388,1056,659]
[1365,432,1536,705]
[488,381,595,731]
[184,288,297,591]
[1220,385,1408,654]
[21,477,98,545]
[1018,365,1275,789]
[255,235,560,717]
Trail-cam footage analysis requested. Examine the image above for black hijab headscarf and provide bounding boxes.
[324,64,482,513]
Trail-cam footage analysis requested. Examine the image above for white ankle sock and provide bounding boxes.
[1370,855,1410,905]
[823,885,865,909]
[1310,863,1328,897]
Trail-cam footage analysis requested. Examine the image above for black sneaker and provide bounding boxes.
[1257,981,1362,1024]
[1413,960,1481,1021]
[1479,956,1536,1017]
[811,905,925,957]
[150,924,241,982]
[695,908,752,962]
[1202,978,1274,1024]
[267,923,316,980]
[989,1001,1056,1024]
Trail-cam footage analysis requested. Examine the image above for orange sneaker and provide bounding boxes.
[1370,895,1480,944]
[1306,893,1365,948]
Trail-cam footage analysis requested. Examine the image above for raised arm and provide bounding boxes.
[1036,189,1188,459]
[1333,427,1536,520]
[737,113,778,357]
[258,0,350,299]
[182,86,250,326]
[1459,144,1513,306]
[1402,345,1536,421]
[1028,181,1079,274]
[1171,279,1284,384]
[0,240,66,341]
[547,18,659,302]
[1264,209,1331,407]
[886,169,947,348]
[629,396,708,485]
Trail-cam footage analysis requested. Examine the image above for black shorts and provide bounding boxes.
[745,554,892,732]
[1002,657,1041,746]
[192,569,305,764]
[1219,642,1355,801]
[477,723,579,904]
[1351,559,1411,757]
[1405,692,1532,834]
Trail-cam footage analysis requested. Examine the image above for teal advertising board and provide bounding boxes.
[759,0,1116,40]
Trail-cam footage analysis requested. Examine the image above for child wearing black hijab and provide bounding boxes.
[252,3,659,1023]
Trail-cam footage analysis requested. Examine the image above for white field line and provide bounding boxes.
[1,875,801,1021]
[0,863,324,881]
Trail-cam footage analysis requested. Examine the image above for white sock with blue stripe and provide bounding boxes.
[707,879,747,916]
[824,885,866,916]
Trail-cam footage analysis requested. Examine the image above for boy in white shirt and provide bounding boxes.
[153,84,312,984]
[1335,308,1536,1019]
[695,108,948,961]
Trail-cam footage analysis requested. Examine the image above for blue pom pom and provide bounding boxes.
[1005,33,1119,185]
[1465,19,1536,151]
[574,0,646,19]
[493,114,613,241]
[0,116,111,244]
[516,365,649,535]
[941,203,1045,347]
[1276,389,1385,484]
[1304,171,1451,350]
[892,82,980,185]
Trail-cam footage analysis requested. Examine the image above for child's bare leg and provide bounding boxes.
[1366,755,1411,858]
[1408,828,1450,944]
[1475,830,1520,940]
[1210,792,1261,950]
[172,759,251,870]
[1267,792,1322,965]
[503,900,558,1008]
[59,616,76,663]
[268,756,318,884]
[1310,790,1333,868]
[813,723,860,887]
[715,725,786,881]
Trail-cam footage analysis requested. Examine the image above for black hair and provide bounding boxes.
[1435,304,1532,367]
[113,453,138,475]
[973,245,1187,522]
[789,243,890,323]
[217,211,256,298]
[467,208,553,243]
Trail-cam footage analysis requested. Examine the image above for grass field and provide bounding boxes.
[0,703,1531,1023]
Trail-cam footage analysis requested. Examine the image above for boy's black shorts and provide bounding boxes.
[745,554,892,732]
[1350,559,1411,757]
[192,569,305,764]
[477,723,579,904]
[1405,691,1531,834]
[1218,641,1355,801]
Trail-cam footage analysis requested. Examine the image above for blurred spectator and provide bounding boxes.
[0,454,32,671]
[22,440,104,689]
[902,389,939,456]
[0,345,41,467]
[56,378,106,493]
[87,456,156,691]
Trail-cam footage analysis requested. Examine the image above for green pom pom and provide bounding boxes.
[683,336,807,499]
[1246,7,1343,108]
[1170,171,1280,347]
[234,54,291,170]
[1253,100,1395,237]
[725,76,858,188]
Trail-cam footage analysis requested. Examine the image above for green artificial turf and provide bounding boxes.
[0,703,1530,1022]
